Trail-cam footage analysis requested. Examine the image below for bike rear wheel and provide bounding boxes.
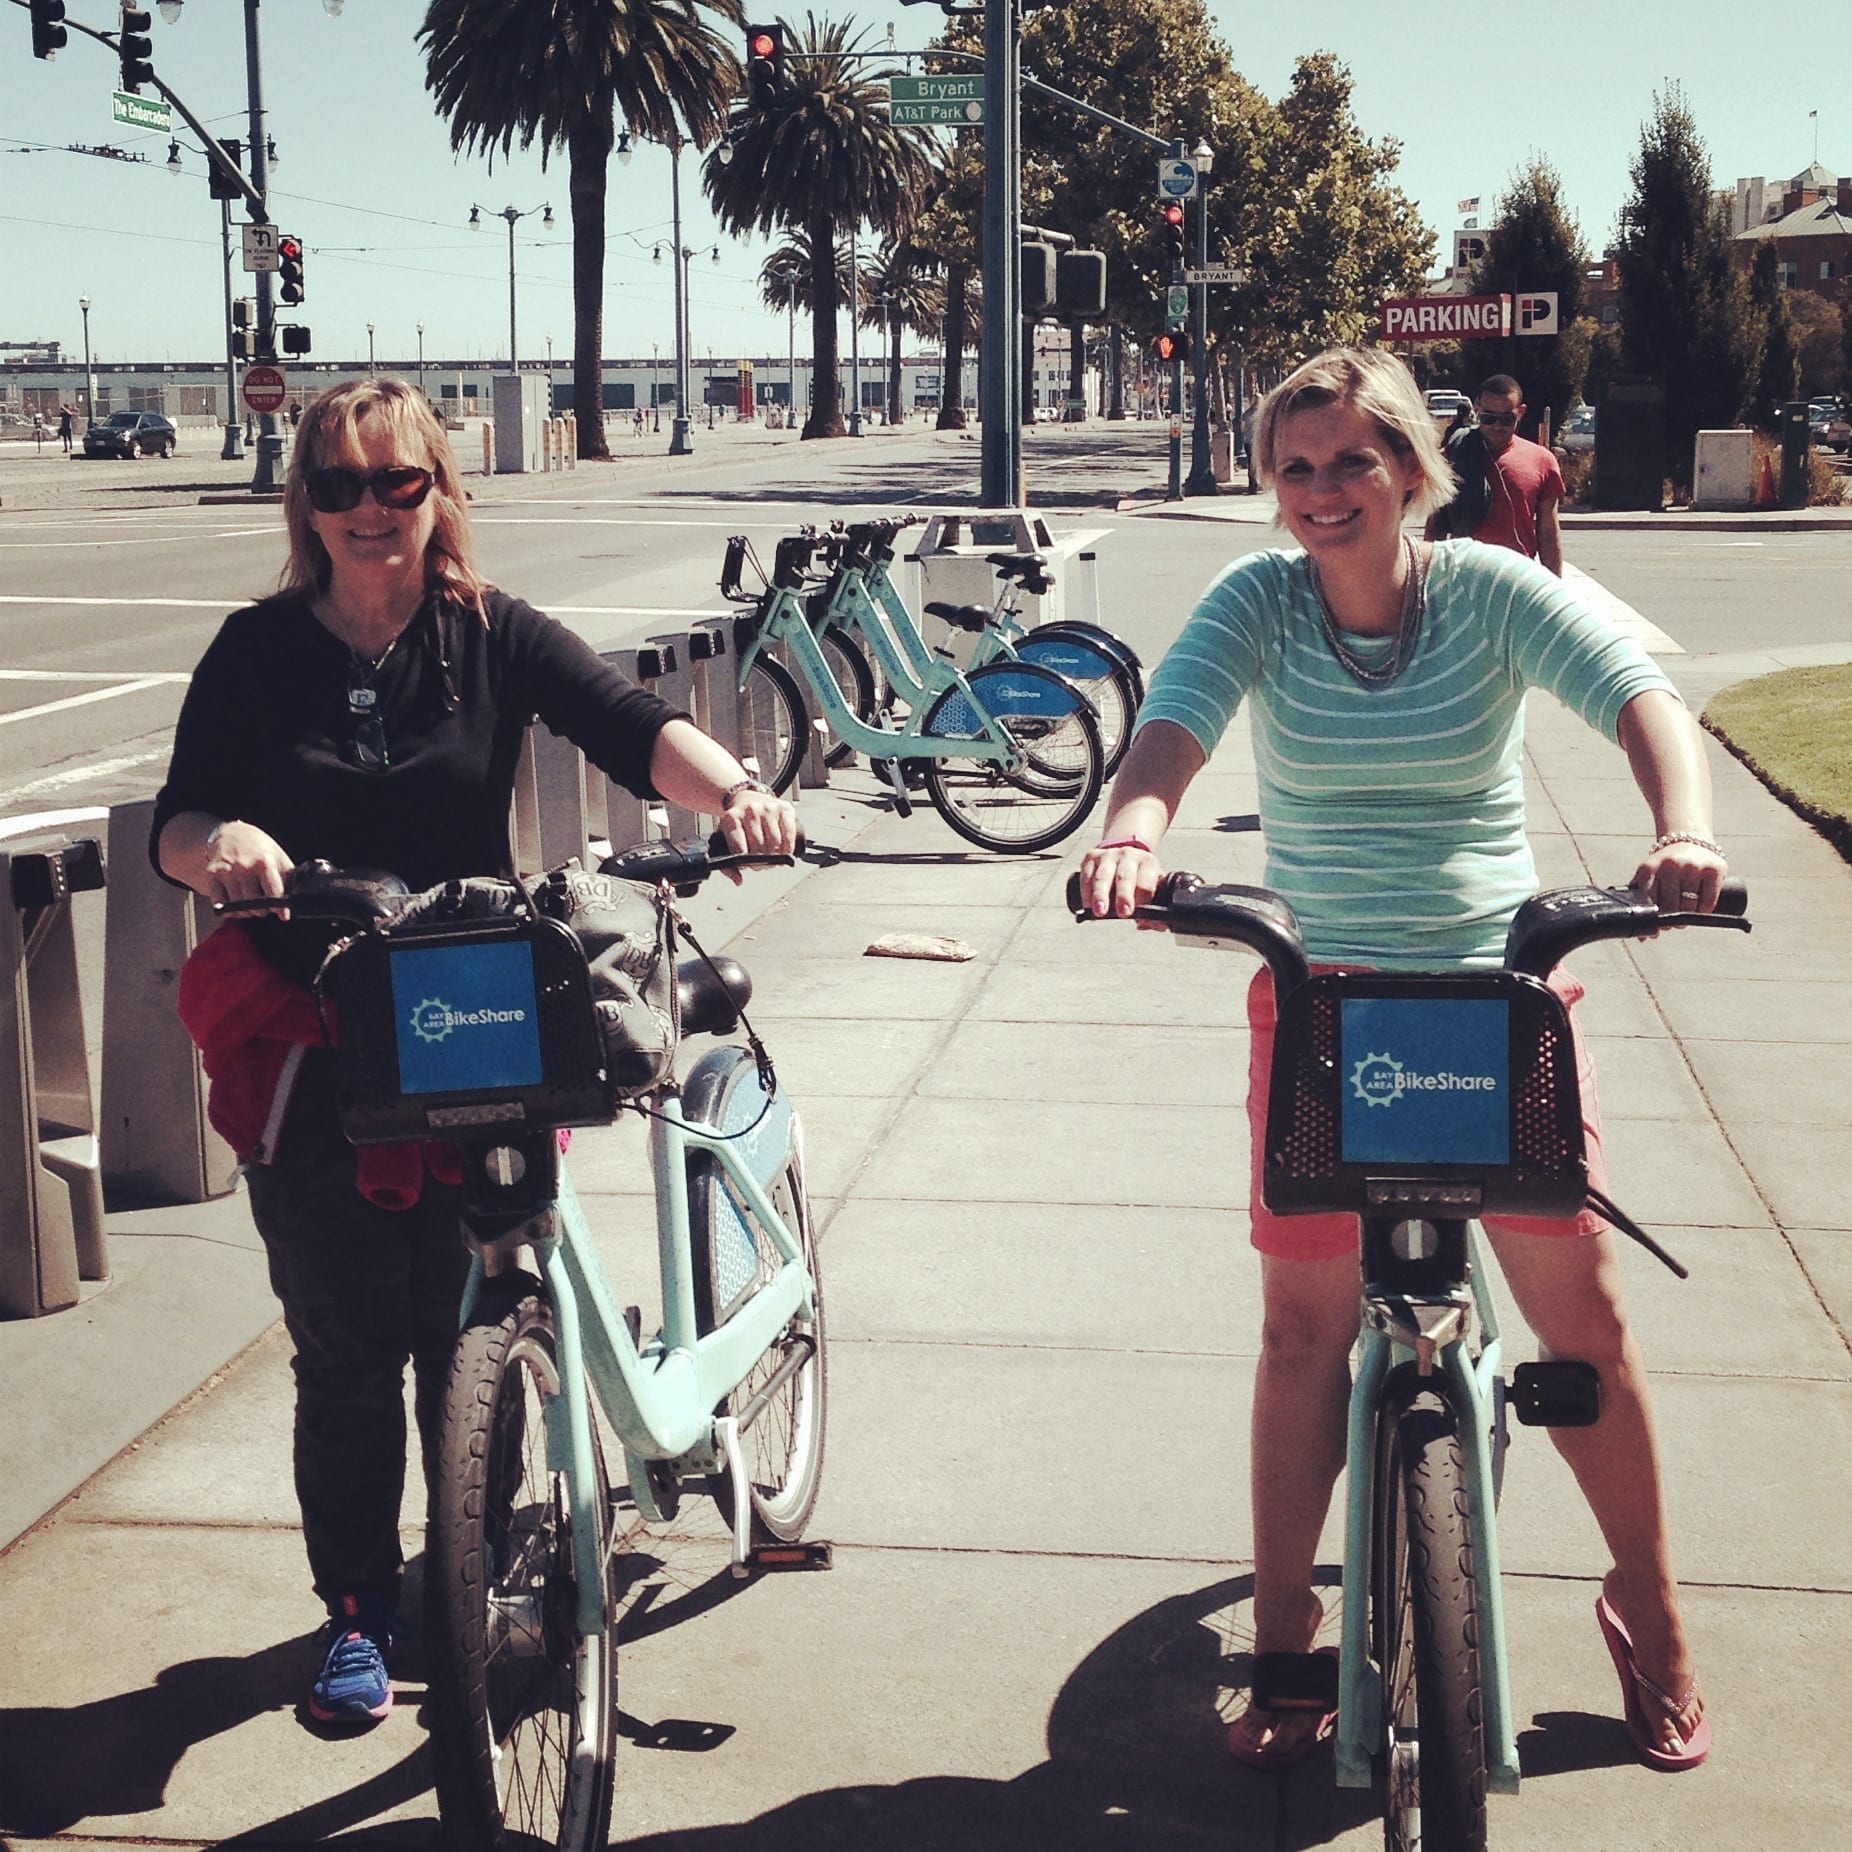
[687,1052,828,1543]
[1011,629,1140,777]
[919,660,1104,854]
[739,653,809,796]
[426,1277,618,1852]
[1374,1391,1488,1852]
[818,624,878,769]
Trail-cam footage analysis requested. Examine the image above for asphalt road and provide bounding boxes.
[3,423,1849,822]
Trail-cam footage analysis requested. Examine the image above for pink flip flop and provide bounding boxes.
[1228,1647,1339,1769]
[1594,1593,1712,1772]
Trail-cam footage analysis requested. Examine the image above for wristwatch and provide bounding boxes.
[718,777,772,810]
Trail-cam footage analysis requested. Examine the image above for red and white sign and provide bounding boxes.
[241,364,287,414]
[1380,294,1512,342]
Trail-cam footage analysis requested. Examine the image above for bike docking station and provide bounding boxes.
[906,509,1106,667]
[0,824,108,1319]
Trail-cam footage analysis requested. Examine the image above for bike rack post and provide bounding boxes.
[643,635,704,838]
[98,800,239,1206]
[597,648,665,850]
[512,722,594,877]
[0,834,109,1317]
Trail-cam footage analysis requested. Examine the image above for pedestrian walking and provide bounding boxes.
[58,405,74,453]
[150,376,797,1730]
[1425,372,1566,574]
[1079,345,1720,1774]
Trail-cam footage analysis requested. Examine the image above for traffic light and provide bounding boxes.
[118,5,154,93]
[1154,331,1182,364]
[208,138,243,202]
[29,1,66,60]
[1020,241,1056,318]
[231,330,252,361]
[280,324,312,356]
[231,298,252,330]
[277,234,305,306]
[744,23,784,106]
[1056,249,1107,322]
[1160,201,1186,265]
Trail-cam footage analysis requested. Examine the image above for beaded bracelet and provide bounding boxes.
[1651,830,1725,858]
[1096,835,1155,855]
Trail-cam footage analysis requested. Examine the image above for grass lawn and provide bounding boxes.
[1703,664,1852,858]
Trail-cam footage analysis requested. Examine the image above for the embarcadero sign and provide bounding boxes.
[1381,295,1512,341]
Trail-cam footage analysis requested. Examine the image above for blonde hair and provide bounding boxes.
[278,377,489,617]
[1253,347,1458,522]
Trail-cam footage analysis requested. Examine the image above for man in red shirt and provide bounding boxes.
[1425,374,1565,575]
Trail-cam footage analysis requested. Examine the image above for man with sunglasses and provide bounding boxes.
[1425,373,1566,575]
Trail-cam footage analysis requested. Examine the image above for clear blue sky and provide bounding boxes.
[3,1,1842,374]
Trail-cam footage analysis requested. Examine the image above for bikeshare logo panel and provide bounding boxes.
[1339,997,1510,1166]
[389,941,545,1095]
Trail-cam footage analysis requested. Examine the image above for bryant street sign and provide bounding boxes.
[889,75,984,125]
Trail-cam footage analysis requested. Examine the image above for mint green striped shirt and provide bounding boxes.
[1137,539,1677,969]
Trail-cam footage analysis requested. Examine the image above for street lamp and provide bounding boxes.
[366,322,375,373]
[77,295,94,423]
[1183,138,1219,497]
[416,321,425,396]
[470,201,553,375]
[651,341,660,432]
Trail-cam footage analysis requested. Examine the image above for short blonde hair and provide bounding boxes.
[278,377,489,617]
[1253,347,1458,522]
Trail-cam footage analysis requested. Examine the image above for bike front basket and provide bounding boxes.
[1263,970,1587,1221]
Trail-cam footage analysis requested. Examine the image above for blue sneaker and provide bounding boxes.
[309,1595,394,1725]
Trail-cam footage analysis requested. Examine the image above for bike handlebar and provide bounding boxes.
[1065,871,1751,994]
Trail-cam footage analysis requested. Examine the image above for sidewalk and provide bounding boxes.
[1,669,1848,1848]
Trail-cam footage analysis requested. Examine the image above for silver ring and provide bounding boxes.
[1679,889,1699,900]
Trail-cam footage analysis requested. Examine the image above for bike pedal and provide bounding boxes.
[745,1540,833,1573]
[1250,1650,1340,1711]
[872,759,913,818]
[1510,1360,1603,1427]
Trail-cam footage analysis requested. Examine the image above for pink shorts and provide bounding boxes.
[1244,964,1610,1261]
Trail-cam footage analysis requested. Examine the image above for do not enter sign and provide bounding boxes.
[242,365,287,414]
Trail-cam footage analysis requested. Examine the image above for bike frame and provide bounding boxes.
[455,1091,816,1637]
[1334,1220,1522,1796]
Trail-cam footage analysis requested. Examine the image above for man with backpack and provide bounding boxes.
[1425,374,1565,576]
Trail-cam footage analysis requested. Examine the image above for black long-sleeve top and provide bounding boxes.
[151,587,685,984]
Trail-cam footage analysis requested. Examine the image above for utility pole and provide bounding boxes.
[240,0,284,492]
[1184,138,1219,496]
[979,0,1022,506]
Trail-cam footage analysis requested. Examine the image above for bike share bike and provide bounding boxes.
[226,837,827,1852]
[1070,870,1750,1852]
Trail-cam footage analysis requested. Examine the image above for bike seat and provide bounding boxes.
[677,955,753,1037]
[923,600,992,633]
[984,550,1048,578]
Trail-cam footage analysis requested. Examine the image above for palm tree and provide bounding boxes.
[760,232,852,424]
[858,238,940,425]
[420,0,742,462]
[704,13,932,437]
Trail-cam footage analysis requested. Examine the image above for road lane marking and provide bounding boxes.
[0,594,245,608]
[1562,563,1683,655]
[0,749,170,811]
[0,679,172,726]
[0,668,192,683]
[0,529,277,550]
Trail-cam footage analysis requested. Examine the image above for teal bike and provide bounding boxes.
[725,531,1106,854]
[1071,870,1749,1851]
[230,839,826,1852]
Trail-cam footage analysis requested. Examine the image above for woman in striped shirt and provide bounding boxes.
[1078,348,1724,1774]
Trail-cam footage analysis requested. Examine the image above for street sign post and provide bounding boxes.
[111,90,170,133]
[1157,157,1198,201]
[241,224,280,274]
[241,365,286,415]
[889,75,984,125]
[1184,264,1250,285]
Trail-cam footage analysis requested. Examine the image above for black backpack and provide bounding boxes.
[1440,426,1491,538]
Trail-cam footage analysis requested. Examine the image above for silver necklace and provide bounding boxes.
[1308,536,1427,687]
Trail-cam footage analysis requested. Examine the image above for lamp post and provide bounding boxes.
[848,224,863,437]
[470,201,553,375]
[366,322,375,374]
[416,321,425,396]
[217,200,243,458]
[1183,138,1219,497]
[651,157,718,457]
[77,295,94,422]
[774,265,798,428]
[707,346,715,428]
[651,341,660,432]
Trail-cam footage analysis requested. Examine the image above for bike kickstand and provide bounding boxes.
[715,1415,752,1577]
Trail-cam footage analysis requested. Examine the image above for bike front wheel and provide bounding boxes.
[1374,1391,1488,1852]
[426,1277,618,1852]
[739,653,810,796]
[687,1051,828,1543]
[918,660,1104,854]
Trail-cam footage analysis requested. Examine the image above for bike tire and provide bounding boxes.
[686,1049,827,1543]
[818,625,879,769]
[919,660,1104,854]
[1033,619,1145,707]
[1012,631,1140,778]
[739,653,809,796]
[425,1276,618,1852]
[1374,1392,1488,1852]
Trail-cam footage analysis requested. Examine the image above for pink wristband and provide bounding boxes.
[1096,836,1154,855]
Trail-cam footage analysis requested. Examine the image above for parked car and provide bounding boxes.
[82,410,177,458]
[1557,405,1597,454]
[1817,408,1852,454]
[1425,388,1473,431]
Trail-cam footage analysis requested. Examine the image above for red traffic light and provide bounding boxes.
[749,30,776,58]
[277,235,303,262]
[1155,332,1181,362]
[1162,204,1184,228]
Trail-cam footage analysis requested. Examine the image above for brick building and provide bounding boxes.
[1731,163,1852,305]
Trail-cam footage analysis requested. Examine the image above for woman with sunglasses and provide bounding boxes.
[1078,348,1723,1775]
[150,377,796,1728]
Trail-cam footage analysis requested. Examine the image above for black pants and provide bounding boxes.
[244,1051,469,1614]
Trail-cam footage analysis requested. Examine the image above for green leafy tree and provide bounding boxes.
[1461,159,1590,431]
[704,13,933,437]
[1749,242,1800,428]
[1786,288,1843,397]
[420,0,742,462]
[1615,85,1763,487]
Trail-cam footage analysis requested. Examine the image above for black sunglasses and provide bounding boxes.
[305,464,435,514]
[344,674,390,772]
[1476,411,1520,427]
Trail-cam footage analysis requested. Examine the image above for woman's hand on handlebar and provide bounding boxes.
[203,819,294,911]
[1632,836,1729,914]
[714,787,799,881]
[1076,837,1168,926]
